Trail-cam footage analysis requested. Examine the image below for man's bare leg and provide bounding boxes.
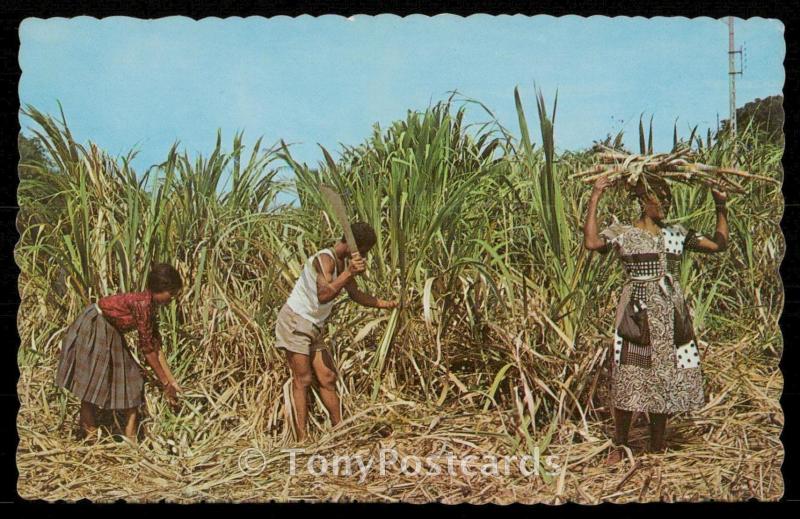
[311,349,341,427]
[285,350,314,441]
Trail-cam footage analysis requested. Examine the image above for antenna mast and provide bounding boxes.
[728,17,737,139]
[728,17,743,165]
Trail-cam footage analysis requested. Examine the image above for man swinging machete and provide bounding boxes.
[275,184,398,442]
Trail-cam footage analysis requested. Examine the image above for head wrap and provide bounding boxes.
[630,175,671,208]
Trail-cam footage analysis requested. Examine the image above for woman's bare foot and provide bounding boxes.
[118,434,139,447]
[78,425,100,442]
[605,447,625,466]
[647,444,667,455]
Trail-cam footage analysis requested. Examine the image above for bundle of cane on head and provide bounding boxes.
[571,143,779,195]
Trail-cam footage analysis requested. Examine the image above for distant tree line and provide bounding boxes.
[719,94,784,146]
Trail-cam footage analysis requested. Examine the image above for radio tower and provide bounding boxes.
[728,17,737,138]
[728,17,743,165]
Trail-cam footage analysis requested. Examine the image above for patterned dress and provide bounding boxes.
[600,223,706,414]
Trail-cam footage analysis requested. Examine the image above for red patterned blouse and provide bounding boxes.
[98,291,162,354]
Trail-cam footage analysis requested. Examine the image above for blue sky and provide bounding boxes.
[19,15,784,173]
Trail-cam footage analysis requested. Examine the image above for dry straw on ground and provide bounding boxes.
[17,331,783,503]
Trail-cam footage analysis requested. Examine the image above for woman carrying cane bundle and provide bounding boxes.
[583,175,729,464]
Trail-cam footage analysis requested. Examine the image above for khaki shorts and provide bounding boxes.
[275,304,327,356]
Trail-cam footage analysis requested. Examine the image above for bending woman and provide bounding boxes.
[583,175,728,464]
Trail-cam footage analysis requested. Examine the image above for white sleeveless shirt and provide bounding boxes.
[286,248,339,326]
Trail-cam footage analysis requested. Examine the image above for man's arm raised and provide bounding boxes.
[314,251,365,304]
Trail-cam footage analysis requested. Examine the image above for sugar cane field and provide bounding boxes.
[15,90,784,503]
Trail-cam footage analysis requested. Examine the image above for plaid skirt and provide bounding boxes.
[55,304,145,409]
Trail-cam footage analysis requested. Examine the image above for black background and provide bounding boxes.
[0,0,796,515]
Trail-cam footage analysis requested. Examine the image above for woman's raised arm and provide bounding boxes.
[688,188,729,253]
[584,176,611,251]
